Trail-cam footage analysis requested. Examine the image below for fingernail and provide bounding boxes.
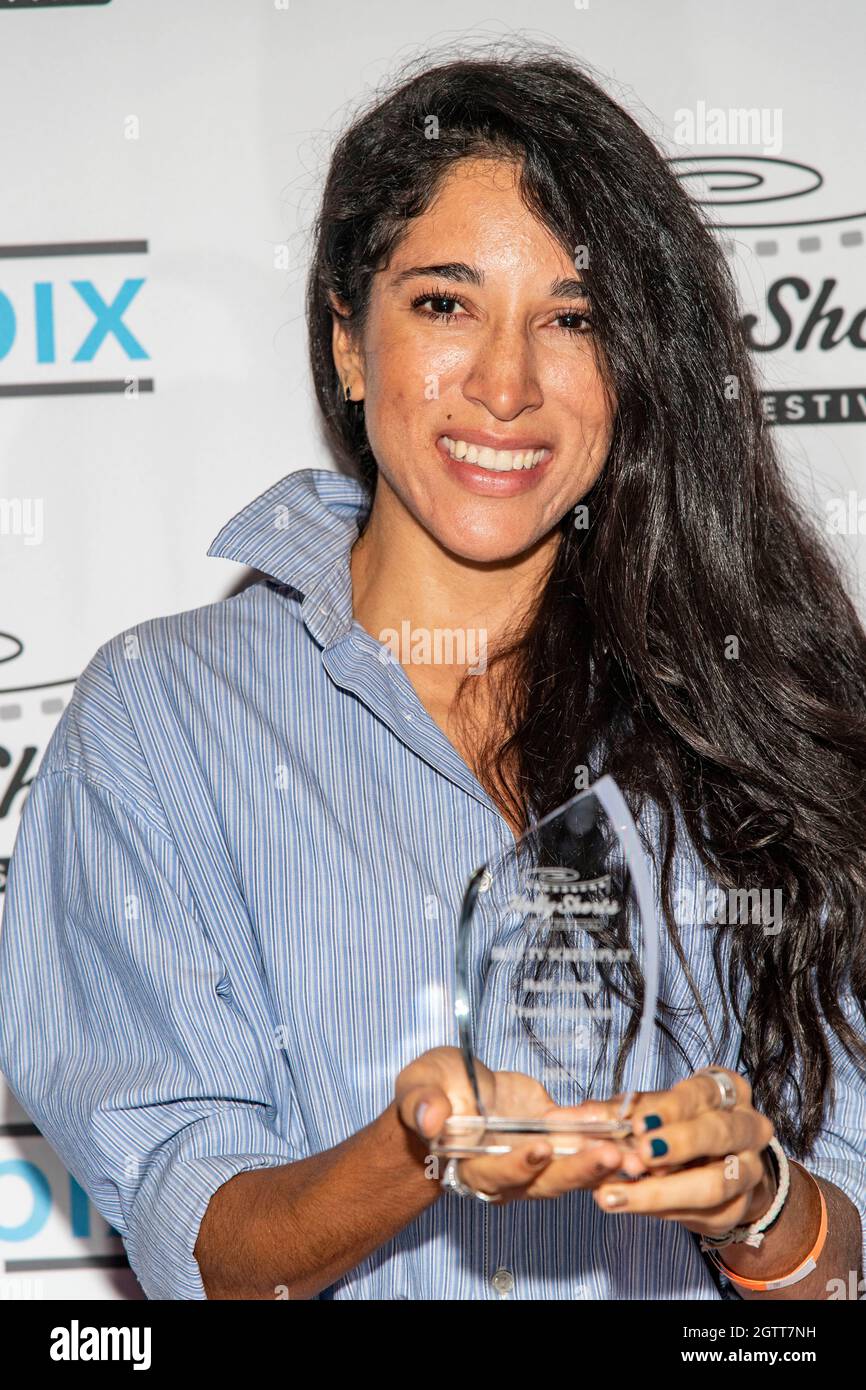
[603,1190,627,1208]
[642,1114,662,1131]
[649,1138,668,1158]
[415,1102,429,1133]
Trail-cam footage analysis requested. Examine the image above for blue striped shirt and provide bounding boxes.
[1,467,864,1300]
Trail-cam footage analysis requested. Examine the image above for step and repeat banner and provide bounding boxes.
[1,0,863,1300]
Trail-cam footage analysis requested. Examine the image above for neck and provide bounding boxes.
[350,476,560,669]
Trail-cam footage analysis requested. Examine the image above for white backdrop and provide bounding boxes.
[1,0,864,1300]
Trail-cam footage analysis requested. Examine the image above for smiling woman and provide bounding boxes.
[2,39,866,1305]
[303,41,866,1293]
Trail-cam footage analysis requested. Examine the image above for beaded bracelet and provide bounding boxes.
[699,1137,789,1252]
[701,1148,829,1293]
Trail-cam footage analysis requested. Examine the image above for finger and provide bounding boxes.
[543,1097,662,1177]
[562,1090,677,1140]
[629,1108,774,1171]
[626,1070,753,1135]
[395,1083,453,1140]
[459,1139,556,1195]
[593,1150,765,1216]
[461,1138,623,1198]
[530,1099,657,1180]
[529,1140,626,1196]
[543,1099,639,1135]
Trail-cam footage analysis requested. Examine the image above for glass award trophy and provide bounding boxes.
[433,774,660,1157]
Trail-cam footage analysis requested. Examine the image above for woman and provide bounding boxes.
[1,44,864,1302]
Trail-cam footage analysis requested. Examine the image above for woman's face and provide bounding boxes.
[333,157,615,563]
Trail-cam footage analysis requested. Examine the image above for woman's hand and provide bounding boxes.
[591,1068,777,1236]
[395,1045,625,1201]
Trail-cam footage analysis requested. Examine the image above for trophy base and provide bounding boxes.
[431,1113,634,1158]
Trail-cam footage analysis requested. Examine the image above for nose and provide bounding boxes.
[461,317,544,421]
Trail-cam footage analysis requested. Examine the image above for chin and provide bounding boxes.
[433,517,542,565]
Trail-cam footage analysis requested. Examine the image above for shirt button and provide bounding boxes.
[491,1268,514,1295]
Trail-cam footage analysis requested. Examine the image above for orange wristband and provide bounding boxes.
[708,1163,828,1292]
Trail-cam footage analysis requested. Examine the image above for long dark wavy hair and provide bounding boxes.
[305,40,866,1154]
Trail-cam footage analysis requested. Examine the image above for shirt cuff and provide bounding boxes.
[125,1114,296,1299]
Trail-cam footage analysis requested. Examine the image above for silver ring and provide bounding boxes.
[697,1067,738,1111]
[440,1157,502,1203]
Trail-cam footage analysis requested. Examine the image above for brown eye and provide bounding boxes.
[410,288,470,322]
[555,311,593,335]
[425,295,460,315]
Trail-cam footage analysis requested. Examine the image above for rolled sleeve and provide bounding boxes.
[0,768,297,1300]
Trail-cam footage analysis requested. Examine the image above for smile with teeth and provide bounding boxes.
[440,435,550,472]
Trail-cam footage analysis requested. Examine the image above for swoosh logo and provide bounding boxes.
[670,155,866,231]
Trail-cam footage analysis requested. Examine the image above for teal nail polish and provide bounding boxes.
[643,1114,662,1131]
[650,1137,668,1158]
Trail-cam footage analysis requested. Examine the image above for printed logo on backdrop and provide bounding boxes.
[671,154,866,427]
[0,1098,137,1300]
[0,239,150,397]
[0,635,75,899]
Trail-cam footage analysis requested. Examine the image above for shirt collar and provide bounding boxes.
[207,467,371,648]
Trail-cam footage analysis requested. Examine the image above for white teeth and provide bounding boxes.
[441,436,548,472]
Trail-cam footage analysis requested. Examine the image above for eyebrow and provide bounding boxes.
[389,262,591,298]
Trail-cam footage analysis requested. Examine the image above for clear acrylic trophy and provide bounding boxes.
[433,775,660,1157]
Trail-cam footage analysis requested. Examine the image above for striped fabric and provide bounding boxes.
[1,467,863,1301]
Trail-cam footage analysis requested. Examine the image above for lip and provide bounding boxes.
[435,434,554,496]
[437,427,554,452]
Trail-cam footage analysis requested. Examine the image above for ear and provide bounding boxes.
[328,291,366,403]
